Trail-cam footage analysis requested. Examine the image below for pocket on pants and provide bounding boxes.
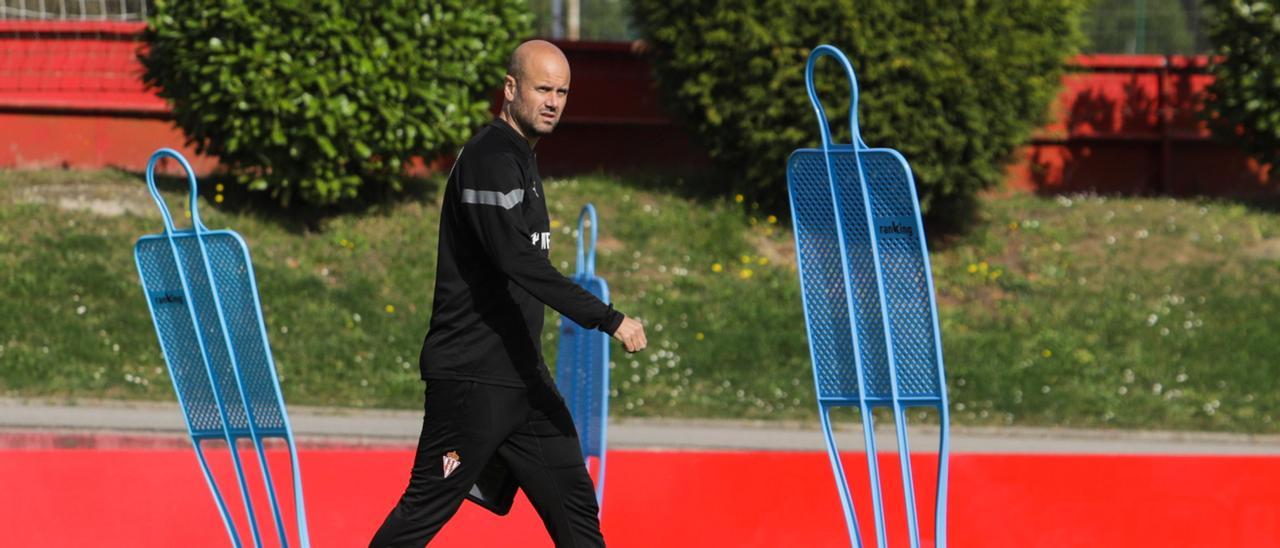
[417,380,480,482]
[424,379,476,422]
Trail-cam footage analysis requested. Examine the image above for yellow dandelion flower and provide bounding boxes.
[695,332,705,341]
[741,255,752,264]
[551,219,562,229]
[734,194,744,203]
[215,194,224,204]
[1008,222,1018,230]
[216,183,225,192]
[991,270,1003,280]
[979,261,989,273]
[1042,349,1052,358]
[385,304,395,314]
[739,269,754,279]
[757,257,768,266]
[712,263,723,273]
[767,215,777,224]
[967,263,977,273]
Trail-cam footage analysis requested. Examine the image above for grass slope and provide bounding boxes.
[1,168,1277,432]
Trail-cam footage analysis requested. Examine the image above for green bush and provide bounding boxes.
[1204,0,1280,173]
[629,1,1084,216]
[141,0,531,205]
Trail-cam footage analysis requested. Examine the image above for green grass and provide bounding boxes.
[935,193,1280,432]
[2,168,1279,432]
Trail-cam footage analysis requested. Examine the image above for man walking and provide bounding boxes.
[369,40,646,547]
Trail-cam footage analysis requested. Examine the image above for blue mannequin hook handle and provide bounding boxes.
[145,148,206,234]
[805,44,868,151]
[576,204,598,277]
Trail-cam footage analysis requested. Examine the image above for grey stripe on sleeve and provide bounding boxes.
[461,188,525,210]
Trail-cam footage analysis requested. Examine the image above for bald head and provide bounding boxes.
[499,40,571,144]
[507,40,569,80]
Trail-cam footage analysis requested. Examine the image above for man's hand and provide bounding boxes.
[612,316,647,353]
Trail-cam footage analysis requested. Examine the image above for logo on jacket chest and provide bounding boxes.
[531,231,551,250]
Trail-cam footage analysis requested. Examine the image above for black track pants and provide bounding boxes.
[369,378,604,547]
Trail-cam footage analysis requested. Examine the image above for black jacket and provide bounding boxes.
[419,119,624,387]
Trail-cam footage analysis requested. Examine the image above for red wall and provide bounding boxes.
[2,447,1278,547]
[1012,54,1273,196]
[1,21,1273,195]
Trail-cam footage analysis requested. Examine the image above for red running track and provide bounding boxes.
[1,448,1277,547]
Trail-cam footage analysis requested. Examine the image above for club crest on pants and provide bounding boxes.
[442,450,461,478]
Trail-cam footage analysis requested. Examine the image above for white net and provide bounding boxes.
[0,0,149,20]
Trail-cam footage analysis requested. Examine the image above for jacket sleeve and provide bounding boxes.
[456,152,624,335]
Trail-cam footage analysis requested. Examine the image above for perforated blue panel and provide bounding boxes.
[787,151,858,400]
[828,152,893,400]
[860,150,943,399]
[136,230,287,436]
[136,234,224,435]
[135,148,309,548]
[204,234,287,430]
[555,275,609,458]
[794,44,949,548]
[788,149,892,401]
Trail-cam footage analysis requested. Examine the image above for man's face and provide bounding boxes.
[505,57,570,138]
